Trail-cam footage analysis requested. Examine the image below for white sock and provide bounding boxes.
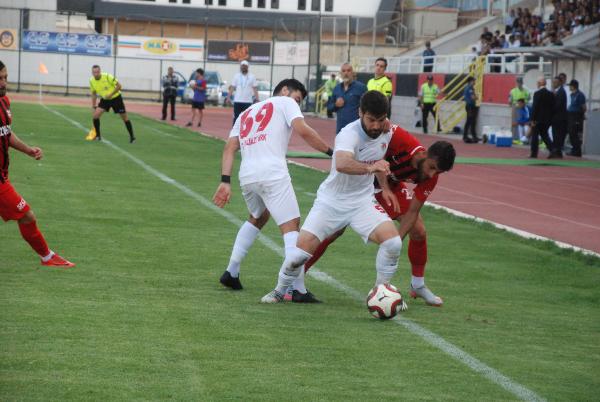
[283,231,299,250]
[291,267,307,294]
[226,221,260,277]
[375,236,402,286]
[41,250,55,262]
[275,246,311,294]
[411,276,425,289]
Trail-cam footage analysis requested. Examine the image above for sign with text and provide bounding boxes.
[0,29,18,50]
[274,41,309,65]
[117,35,204,61]
[207,40,271,64]
[22,30,112,56]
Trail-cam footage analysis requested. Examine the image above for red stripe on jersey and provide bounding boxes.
[386,125,425,184]
[0,95,12,183]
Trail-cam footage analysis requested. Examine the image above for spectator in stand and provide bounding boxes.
[530,77,558,158]
[505,9,516,33]
[551,75,568,158]
[567,79,587,157]
[422,41,435,73]
[572,17,584,34]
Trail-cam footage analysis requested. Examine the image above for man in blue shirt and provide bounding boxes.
[422,41,435,73]
[330,63,367,134]
[186,68,207,128]
[462,76,479,143]
[566,79,587,157]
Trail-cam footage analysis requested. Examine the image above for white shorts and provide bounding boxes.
[301,196,391,243]
[241,177,300,226]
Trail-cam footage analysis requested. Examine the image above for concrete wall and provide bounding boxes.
[555,58,600,102]
[404,7,458,39]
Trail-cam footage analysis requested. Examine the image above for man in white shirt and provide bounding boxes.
[227,60,260,126]
[261,91,405,305]
[213,78,333,300]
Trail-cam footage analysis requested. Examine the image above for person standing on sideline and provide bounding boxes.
[324,73,337,118]
[330,63,367,134]
[89,65,136,143]
[462,76,479,143]
[558,73,571,110]
[566,79,587,157]
[530,77,557,158]
[227,60,259,126]
[161,66,179,121]
[260,91,403,304]
[213,79,332,301]
[422,41,435,72]
[508,77,530,142]
[0,60,75,268]
[418,75,441,134]
[186,68,207,128]
[551,76,568,158]
[367,57,393,117]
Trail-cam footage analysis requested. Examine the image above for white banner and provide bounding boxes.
[273,41,310,65]
[117,35,204,61]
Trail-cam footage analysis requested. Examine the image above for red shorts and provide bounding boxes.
[375,183,413,220]
[0,181,31,222]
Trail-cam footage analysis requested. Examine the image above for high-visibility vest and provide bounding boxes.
[421,83,439,104]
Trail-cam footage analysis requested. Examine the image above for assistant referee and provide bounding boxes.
[89,65,135,143]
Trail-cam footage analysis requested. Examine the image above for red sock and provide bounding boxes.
[408,238,427,278]
[304,235,337,272]
[18,221,50,258]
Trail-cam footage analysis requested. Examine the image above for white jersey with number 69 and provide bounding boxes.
[229,96,303,186]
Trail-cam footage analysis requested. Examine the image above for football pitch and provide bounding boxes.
[2,102,599,401]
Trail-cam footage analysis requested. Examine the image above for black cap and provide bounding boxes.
[568,79,579,88]
[427,74,433,80]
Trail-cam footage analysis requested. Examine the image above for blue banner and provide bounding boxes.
[22,30,112,56]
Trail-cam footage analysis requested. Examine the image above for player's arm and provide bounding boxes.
[396,196,424,239]
[375,172,400,213]
[291,117,333,156]
[106,82,122,99]
[335,151,390,175]
[213,136,240,208]
[8,132,43,160]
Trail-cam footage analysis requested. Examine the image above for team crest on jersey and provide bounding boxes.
[381,142,387,150]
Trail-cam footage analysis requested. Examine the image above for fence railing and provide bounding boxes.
[359,53,552,74]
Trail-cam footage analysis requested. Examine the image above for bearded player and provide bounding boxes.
[0,60,75,268]
[291,126,455,306]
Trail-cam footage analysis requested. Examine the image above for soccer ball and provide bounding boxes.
[189,80,197,88]
[366,283,404,320]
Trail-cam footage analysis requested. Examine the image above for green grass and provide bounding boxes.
[1,102,599,401]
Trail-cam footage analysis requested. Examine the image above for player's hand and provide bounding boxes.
[213,183,231,208]
[368,160,390,175]
[380,189,400,213]
[28,147,43,160]
[335,98,345,108]
[383,119,392,132]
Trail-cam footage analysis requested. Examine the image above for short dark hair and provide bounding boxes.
[467,76,475,83]
[196,68,204,75]
[428,141,455,172]
[517,98,525,103]
[273,78,307,99]
[92,65,100,69]
[359,90,389,117]
[375,57,388,68]
[558,72,566,80]
[0,60,4,71]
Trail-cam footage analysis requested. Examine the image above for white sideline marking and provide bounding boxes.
[44,104,547,402]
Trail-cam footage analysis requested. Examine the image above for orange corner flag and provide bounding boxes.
[38,63,48,75]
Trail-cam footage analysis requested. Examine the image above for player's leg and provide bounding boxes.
[405,215,442,306]
[421,104,429,134]
[262,197,342,303]
[92,106,105,140]
[303,227,346,272]
[161,96,168,120]
[187,104,197,127]
[118,110,135,143]
[219,182,269,290]
[1,184,74,267]
[170,95,176,120]
[197,103,204,127]
[220,210,270,290]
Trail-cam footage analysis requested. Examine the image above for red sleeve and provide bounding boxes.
[413,175,438,202]
[386,125,426,159]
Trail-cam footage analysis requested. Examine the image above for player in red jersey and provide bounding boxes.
[0,60,75,268]
[291,124,455,306]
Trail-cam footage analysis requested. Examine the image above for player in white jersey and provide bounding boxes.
[213,79,332,300]
[261,91,406,304]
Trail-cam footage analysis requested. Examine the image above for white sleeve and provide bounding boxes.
[334,128,358,154]
[229,114,241,138]
[281,97,304,127]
